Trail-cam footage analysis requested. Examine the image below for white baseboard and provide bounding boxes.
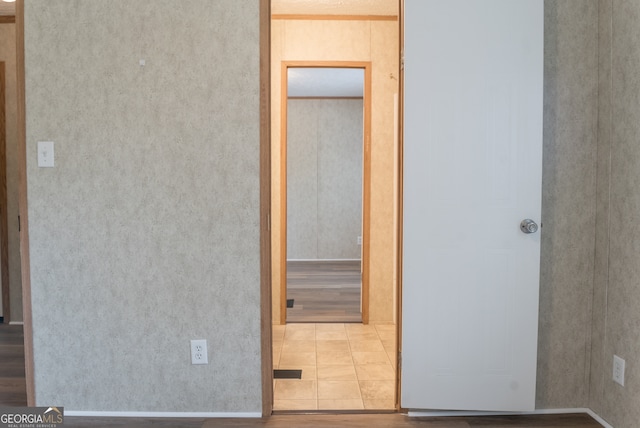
[585,409,614,428]
[9,321,24,326]
[409,408,612,428]
[58,408,614,426]
[64,411,262,419]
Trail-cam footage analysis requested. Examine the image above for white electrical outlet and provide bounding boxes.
[613,354,625,386]
[190,339,208,365]
[357,236,362,245]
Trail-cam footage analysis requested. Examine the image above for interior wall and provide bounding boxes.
[271,17,399,324]
[19,0,622,416]
[590,1,640,426]
[287,98,363,260]
[0,22,22,323]
[24,0,262,412]
[536,0,599,409]
[271,0,398,16]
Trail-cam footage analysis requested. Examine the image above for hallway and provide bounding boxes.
[272,323,396,410]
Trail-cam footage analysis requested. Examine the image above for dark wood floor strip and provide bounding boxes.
[286,260,362,323]
[61,413,603,427]
[0,324,27,407]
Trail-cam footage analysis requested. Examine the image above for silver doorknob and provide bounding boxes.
[520,219,538,234]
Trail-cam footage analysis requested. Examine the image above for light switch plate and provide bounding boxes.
[37,141,55,167]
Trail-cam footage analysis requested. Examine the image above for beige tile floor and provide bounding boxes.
[272,323,397,411]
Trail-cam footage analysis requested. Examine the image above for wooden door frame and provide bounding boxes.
[396,0,405,411]
[0,61,9,323]
[15,0,35,406]
[279,60,372,325]
[259,0,273,417]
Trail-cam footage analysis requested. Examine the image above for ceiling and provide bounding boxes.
[0,1,15,16]
[288,68,364,98]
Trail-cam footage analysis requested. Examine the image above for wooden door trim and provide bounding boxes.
[16,0,35,406]
[260,0,273,417]
[279,61,288,325]
[0,62,9,323]
[396,0,404,411]
[361,62,371,325]
[279,60,372,325]
[271,14,397,22]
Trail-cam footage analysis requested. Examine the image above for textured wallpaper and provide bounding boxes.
[287,99,363,260]
[591,1,640,426]
[590,0,613,421]
[536,0,599,409]
[0,23,22,322]
[24,0,262,412]
[286,99,319,259]
[21,0,627,416]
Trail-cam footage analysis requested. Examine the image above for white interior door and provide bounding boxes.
[401,0,543,411]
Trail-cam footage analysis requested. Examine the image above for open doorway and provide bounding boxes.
[268,1,400,412]
[283,65,370,324]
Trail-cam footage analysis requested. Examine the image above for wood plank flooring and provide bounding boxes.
[0,323,27,407]
[0,325,604,427]
[287,260,362,323]
[62,413,603,427]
